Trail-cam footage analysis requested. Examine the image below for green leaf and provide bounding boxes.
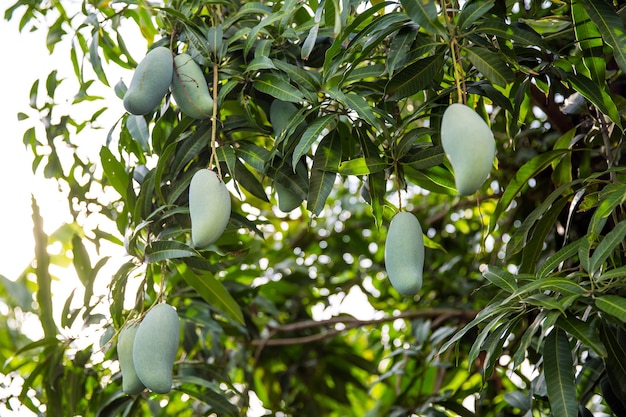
[598,265,626,283]
[506,277,587,303]
[31,197,56,339]
[100,146,129,198]
[308,132,342,216]
[342,93,379,128]
[234,160,269,202]
[400,0,446,35]
[477,19,544,46]
[178,268,244,326]
[490,150,568,232]
[245,56,276,73]
[556,316,607,357]
[245,11,286,57]
[145,241,200,263]
[254,73,306,103]
[457,0,495,30]
[403,145,445,170]
[544,328,578,417]
[482,266,517,293]
[578,0,626,74]
[126,115,150,151]
[588,183,626,239]
[338,157,386,175]
[566,73,621,126]
[537,239,582,279]
[385,53,445,100]
[292,114,337,168]
[589,220,626,275]
[404,165,457,194]
[596,296,626,324]
[89,30,109,86]
[464,45,514,87]
[572,1,606,85]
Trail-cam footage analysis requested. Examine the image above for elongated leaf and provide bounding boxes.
[589,220,626,275]
[235,160,269,202]
[506,277,586,304]
[483,265,517,293]
[292,114,336,168]
[100,146,129,198]
[404,165,456,194]
[440,303,510,353]
[385,53,445,100]
[342,93,379,127]
[179,267,244,326]
[308,132,342,216]
[599,322,626,401]
[468,311,510,366]
[525,294,567,315]
[126,115,150,151]
[457,0,495,30]
[572,1,605,85]
[145,241,200,263]
[490,150,568,232]
[403,145,445,170]
[537,239,582,279]
[89,30,109,86]
[578,0,626,74]
[588,183,626,239]
[598,265,626,282]
[566,73,621,126]
[32,197,56,339]
[464,45,514,87]
[544,328,578,417]
[254,73,306,103]
[400,0,446,35]
[596,295,626,323]
[338,157,386,175]
[557,316,607,357]
[478,19,544,46]
[244,11,286,57]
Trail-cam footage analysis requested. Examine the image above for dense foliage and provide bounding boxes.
[2,0,626,416]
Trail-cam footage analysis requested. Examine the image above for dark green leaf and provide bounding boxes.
[100,146,129,198]
[566,73,621,126]
[385,53,445,100]
[292,114,337,168]
[477,18,544,46]
[308,132,342,216]
[483,266,517,293]
[235,160,269,202]
[556,316,607,357]
[538,239,582,279]
[400,0,446,35]
[457,0,495,30]
[544,328,578,417]
[254,73,306,103]
[596,296,626,324]
[464,45,514,87]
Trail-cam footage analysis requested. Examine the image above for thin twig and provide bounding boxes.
[210,64,222,180]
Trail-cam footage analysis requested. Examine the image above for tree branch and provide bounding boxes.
[250,308,477,347]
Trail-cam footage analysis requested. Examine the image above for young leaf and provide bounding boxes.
[543,328,578,417]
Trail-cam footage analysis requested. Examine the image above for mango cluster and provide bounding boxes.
[383,103,495,296]
[117,303,180,395]
[123,47,213,119]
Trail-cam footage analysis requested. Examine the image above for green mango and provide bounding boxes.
[171,54,214,119]
[133,303,180,394]
[123,46,173,115]
[440,103,495,196]
[384,212,424,296]
[189,169,231,247]
[117,321,145,395]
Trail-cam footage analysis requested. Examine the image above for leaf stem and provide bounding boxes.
[210,64,222,181]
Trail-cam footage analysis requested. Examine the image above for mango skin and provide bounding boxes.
[133,303,180,394]
[123,46,173,115]
[384,212,424,296]
[189,169,231,247]
[171,54,214,119]
[117,321,146,395]
[440,103,495,196]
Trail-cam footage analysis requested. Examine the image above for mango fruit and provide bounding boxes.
[384,211,424,296]
[123,46,173,115]
[133,303,180,394]
[440,103,495,195]
[189,169,231,247]
[117,321,145,395]
[171,54,214,119]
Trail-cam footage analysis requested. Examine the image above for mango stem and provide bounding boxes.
[210,64,222,181]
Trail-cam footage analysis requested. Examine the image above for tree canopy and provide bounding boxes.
[2,0,626,416]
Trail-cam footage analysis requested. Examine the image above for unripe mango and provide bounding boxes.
[384,212,424,296]
[171,54,214,119]
[132,303,180,394]
[117,321,145,395]
[440,103,495,195]
[123,46,173,115]
[189,169,231,248]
